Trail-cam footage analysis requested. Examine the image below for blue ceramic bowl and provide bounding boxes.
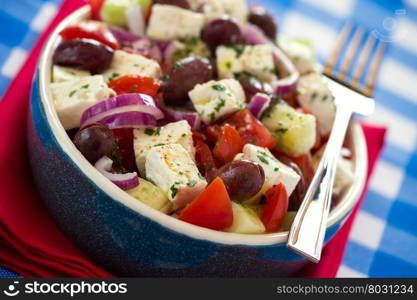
[28,6,368,277]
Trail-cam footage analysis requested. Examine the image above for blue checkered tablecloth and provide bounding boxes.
[0,0,416,278]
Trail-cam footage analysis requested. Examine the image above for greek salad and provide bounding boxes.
[49,0,354,234]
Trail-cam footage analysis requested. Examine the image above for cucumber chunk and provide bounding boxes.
[127,178,173,213]
[226,202,265,234]
[262,103,316,156]
[101,0,151,27]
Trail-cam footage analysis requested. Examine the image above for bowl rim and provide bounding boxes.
[36,5,368,246]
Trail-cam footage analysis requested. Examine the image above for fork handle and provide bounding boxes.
[286,106,352,262]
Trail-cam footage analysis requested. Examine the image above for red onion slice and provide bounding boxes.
[99,111,157,129]
[156,98,201,130]
[110,27,162,63]
[271,46,300,96]
[242,23,270,45]
[95,156,139,190]
[248,93,271,119]
[162,107,201,130]
[81,93,163,127]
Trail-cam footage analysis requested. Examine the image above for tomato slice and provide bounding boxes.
[60,21,119,50]
[88,0,105,21]
[108,75,160,97]
[225,110,276,149]
[193,138,217,175]
[179,177,233,230]
[261,183,289,232]
[213,124,243,164]
[112,128,137,173]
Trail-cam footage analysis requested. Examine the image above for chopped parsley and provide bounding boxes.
[162,75,169,82]
[204,163,213,172]
[271,64,280,75]
[187,180,197,187]
[111,145,123,169]
[212,84,226,91]
[311,92,318,101]
[80,84,89,89]
[274,167,279,172]
[209,112,216,121]
[257,155,269,164]
[322,95,329,101]
[170,183,180,198]
[144,128,155,135]
[181,133,187,137]
[276,127,288,134]
[257,155,269,165]
[174,62,183,70]
[225,61,232,70]
[130,84,138,93]
[68,90,77,97]
[133,63,140,67]
[145,127,161,136]
[286,113,294,120]
[214,98,226,112]
[266,191,275,198]
[153,143,165,147]
[108,72,120,82]
[248,138,257,144]
[227,45,246,58]
[180,36,199,48]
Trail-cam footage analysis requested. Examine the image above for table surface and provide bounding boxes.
[0,0,416,278]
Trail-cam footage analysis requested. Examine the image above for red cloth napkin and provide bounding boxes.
[0,0,386,278]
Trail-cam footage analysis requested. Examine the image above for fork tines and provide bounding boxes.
[323,23,385,98]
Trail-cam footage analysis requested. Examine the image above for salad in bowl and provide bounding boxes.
[48,0,355,236]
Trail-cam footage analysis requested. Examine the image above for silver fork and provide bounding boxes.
[286,23,385,263]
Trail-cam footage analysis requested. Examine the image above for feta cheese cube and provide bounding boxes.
[145,143,207,210]
[312,146,354,197]
[133,120,195,176]
[50,75,115,130]
[236,144,301,197]
[146,4,205,40]
[188,79,246,124]
[52,65,91,83]
[216,45,277,82]
[102,50,162,81]
[279,37,317,75]
[297,73,336,136]
[203,0,248,26]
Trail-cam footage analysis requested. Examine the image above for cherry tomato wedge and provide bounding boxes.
[179,177,233,230]
[194,138,217,174]
[88,0,105,21]
[225,110,276,149]
[213,124,243,164]
[108,75,161,97]
[261,183,289,232]
[60,21,119,50]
